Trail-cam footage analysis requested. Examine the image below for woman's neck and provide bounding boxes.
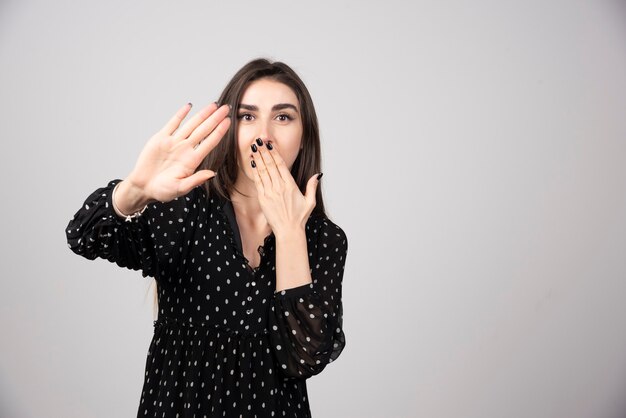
[230,175,271,232]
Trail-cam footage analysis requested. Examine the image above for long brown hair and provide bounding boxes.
[152,58,330,318]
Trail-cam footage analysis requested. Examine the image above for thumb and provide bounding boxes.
[179,170,216,195]
[305,172,323,207]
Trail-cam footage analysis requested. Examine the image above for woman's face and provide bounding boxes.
[235,78,303,183]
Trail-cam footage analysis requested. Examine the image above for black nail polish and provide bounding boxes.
[317,172,323,180]
[251,160,256,168]
[266,142,273,150]
[256,138,264,146]
[213,101,218,106]
[251,144,257,152]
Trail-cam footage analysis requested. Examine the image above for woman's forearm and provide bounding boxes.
[274,227,312,293]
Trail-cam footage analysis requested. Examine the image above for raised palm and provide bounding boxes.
[126,102,231,203]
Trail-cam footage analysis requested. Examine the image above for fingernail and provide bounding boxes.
[256,137,264,146]
[317,172,323,180]
[251,144,258,153]
[227,104,232,110]
[266,142,273,150]
[188,102,193,107]
[251,160,256,168]
[213,101,218,106]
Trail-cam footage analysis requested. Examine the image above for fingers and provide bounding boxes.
[252,138,300,191]
[161,103,194,136]
[178,170,216,196]
[187,104,231,146]
[251,155,265,196]
[262,140,298,188]
[251,137,282,189]
[177,102,229,141]
[193,115,232,157]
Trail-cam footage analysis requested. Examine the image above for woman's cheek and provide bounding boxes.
[237,128,252,153]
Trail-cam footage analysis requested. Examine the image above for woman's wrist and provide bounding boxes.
[112,179,152,217]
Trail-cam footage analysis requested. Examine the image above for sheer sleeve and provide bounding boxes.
[65,179,194,279]
[268,219,348,380]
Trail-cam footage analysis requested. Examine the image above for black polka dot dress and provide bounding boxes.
[65,179,348,417]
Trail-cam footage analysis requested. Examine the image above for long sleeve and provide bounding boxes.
[268,219,348,380]
[65,179,192,279]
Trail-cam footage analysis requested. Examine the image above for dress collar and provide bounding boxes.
[215,194,275,271]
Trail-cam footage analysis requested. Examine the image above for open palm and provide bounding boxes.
[126,102,231,203]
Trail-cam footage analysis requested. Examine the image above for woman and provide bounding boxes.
[65,58,348,417]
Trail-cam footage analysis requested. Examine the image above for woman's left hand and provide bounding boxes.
[250,138,321,238]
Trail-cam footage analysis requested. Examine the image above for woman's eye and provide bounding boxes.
[236,113,293,122]
[237,113,254,121]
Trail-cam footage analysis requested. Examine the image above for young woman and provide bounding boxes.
[65,58,348,417]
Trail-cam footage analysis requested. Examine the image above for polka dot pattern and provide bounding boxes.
[65,179,348,417]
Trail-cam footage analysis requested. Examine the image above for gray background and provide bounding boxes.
[1,0,625,417]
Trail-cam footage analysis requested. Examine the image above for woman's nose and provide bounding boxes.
[255,123,271,143]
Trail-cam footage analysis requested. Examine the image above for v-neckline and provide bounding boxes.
[220,198,274,273]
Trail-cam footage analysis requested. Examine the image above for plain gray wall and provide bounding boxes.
[1,0,625,417]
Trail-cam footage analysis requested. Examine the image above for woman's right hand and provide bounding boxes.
[115,102,231,213]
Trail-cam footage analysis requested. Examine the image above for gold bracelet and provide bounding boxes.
[112,182,148,222]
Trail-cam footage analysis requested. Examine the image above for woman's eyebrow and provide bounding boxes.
[238,103,298,112]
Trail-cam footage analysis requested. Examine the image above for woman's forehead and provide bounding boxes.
[239,79,299,108]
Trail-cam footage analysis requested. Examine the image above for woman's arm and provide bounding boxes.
[65,102,230,278]
[274,227,312,293]
[65,179,194,279]
[268,218,348,379]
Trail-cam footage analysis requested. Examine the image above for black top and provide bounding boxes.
[65,179,348,417]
